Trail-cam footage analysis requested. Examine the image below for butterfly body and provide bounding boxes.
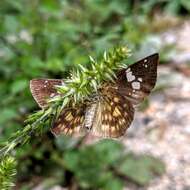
[30,53,158,138]
[83,103,97,130]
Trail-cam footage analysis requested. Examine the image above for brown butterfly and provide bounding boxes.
[30,54,159,138]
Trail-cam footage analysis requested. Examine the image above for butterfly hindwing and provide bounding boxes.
[91,91,134,138]
[51,90,134,138]
[51,105,86,136]
[116,53,158,105]
[30,79,63,108]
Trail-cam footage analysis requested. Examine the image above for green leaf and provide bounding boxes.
[4,16,19,33]
[164,0,180,14]
[40,0,61,13]
[46,58,65,73]
[181,0,190,11]
[10,79,28,94]
[93,139,124,165]
[63,151,79,171]
[0,109,18,125]
[63,139,125,189]
[104,178,123,190]
[117,153,165,186]
[55,135,79,151]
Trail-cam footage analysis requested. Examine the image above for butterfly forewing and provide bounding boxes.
[116,53,158,105]
[30,79,63,108]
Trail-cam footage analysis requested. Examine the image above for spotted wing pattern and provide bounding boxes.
[30,79,63,108]
[51,105,86,137]
[51,90,134,138]
[116,53,158,105]
[91,90,134,138]
[30,54,158,138]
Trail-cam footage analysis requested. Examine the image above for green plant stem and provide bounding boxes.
[0,156,17,190]
[0,107,53,158]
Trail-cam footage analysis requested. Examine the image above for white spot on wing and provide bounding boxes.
[126,71,135,82]
[144,59,147,63]
[126,68,131,72]
[132,81,141,90]
[50,93,55,97]
[138,78,142,82]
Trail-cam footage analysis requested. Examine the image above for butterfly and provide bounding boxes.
[30,53,158,138]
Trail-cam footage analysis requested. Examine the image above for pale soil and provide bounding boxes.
[123,65,190,190]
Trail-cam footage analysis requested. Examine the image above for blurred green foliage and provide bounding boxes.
[15,138,164,189]
[2,0,188,189]
[0,0,145,139]
[61,139,165,189]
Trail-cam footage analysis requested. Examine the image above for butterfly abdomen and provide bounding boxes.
[84,103,98,130]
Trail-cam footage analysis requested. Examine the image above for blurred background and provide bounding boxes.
[0,0,190,189]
